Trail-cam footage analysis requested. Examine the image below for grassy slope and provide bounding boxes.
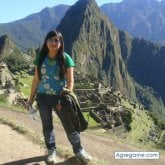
[16,74,33,97]
[122,100,164,153]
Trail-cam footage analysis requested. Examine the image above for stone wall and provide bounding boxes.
[0,62,15,91]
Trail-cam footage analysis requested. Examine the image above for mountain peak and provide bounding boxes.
[122,0,158,5]
[75,0,97,6]
[57,0,116,56]
[57,0,100,51]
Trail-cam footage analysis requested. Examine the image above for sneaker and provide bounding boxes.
[76,149,92,164]
[47,149,56,164]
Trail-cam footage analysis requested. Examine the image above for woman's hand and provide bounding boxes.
[26,95,35,111]
[27,66,39,111]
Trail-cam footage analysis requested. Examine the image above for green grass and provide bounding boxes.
[0,94,8,106]
[16,74,33,97]
[83,112,100,128]
[121,98,165,153]
[126,110,153,143]
[122,98,153,142]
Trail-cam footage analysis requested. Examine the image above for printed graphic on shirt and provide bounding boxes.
[37,57,65,95]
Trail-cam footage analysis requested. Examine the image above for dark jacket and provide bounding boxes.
[60,91,88,132]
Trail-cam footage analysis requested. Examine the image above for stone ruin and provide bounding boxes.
[0,61,15,91]
[73,72,138,137]
[0,60,22,105]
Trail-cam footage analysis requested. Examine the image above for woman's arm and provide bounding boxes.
[29,67,40,105]
[66,67,74,91]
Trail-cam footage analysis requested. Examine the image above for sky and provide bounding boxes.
[0,0,122,23]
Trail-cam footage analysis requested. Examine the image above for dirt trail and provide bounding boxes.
[0,124,48,165]
[0,107,165,165]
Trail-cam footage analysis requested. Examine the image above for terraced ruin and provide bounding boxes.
[74,72,134,137]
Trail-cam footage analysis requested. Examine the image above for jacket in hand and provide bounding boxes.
[60,89,88,132]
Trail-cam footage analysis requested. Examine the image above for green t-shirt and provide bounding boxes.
[33,52,75,95]
[33,52,75,68]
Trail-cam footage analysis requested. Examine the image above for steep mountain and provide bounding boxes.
[56,0,165,121]
[0,5,70,50]
[128,38,165,110]
[119,30,165,120]
[101,0,165,44]
[57,0,135,98]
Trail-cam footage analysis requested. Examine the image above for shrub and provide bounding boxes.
[4,52,29,73]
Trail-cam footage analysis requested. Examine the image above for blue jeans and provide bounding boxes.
[36,93,83,154]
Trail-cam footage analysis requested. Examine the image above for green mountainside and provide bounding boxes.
[57,0,165,121]
[0,5,69,50]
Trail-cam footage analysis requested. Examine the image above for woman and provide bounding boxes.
[28,30,92,164]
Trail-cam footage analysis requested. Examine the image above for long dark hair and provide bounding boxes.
[37,30,65,79]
